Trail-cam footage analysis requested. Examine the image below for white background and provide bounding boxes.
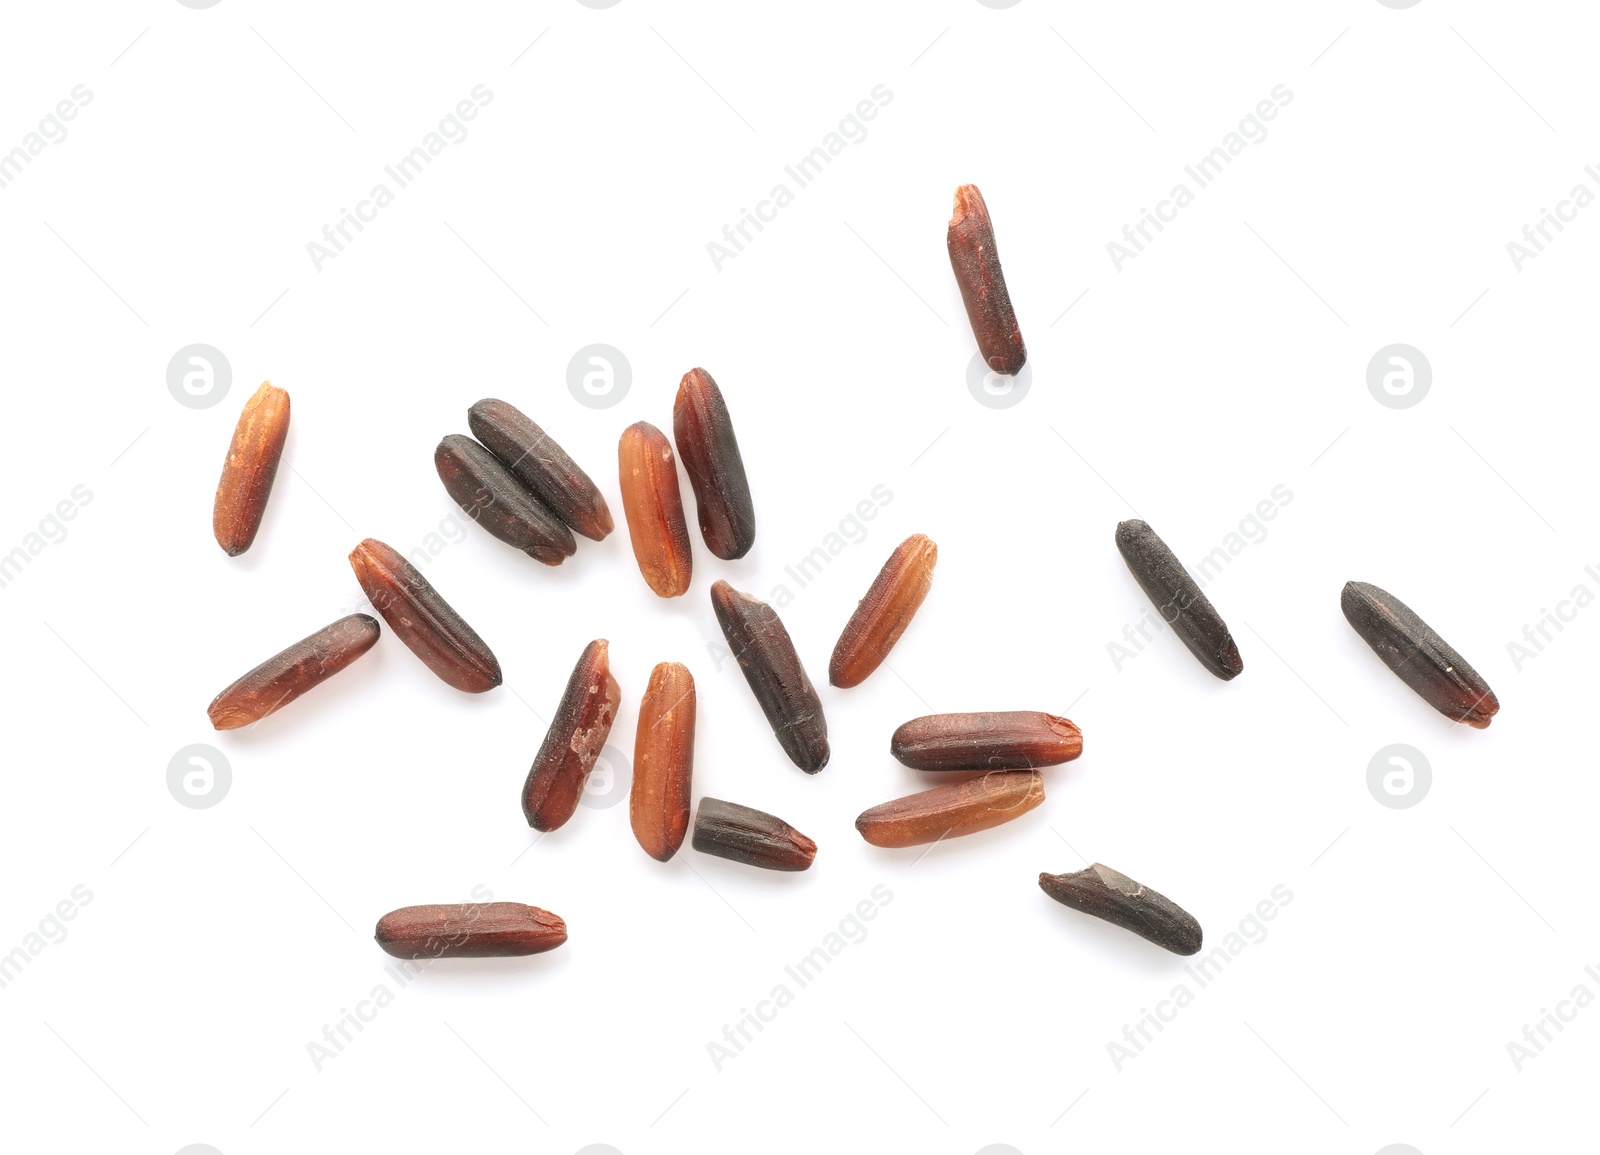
[0,2,1595,1153]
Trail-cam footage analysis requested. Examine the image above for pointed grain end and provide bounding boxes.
[950,184,987,226]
